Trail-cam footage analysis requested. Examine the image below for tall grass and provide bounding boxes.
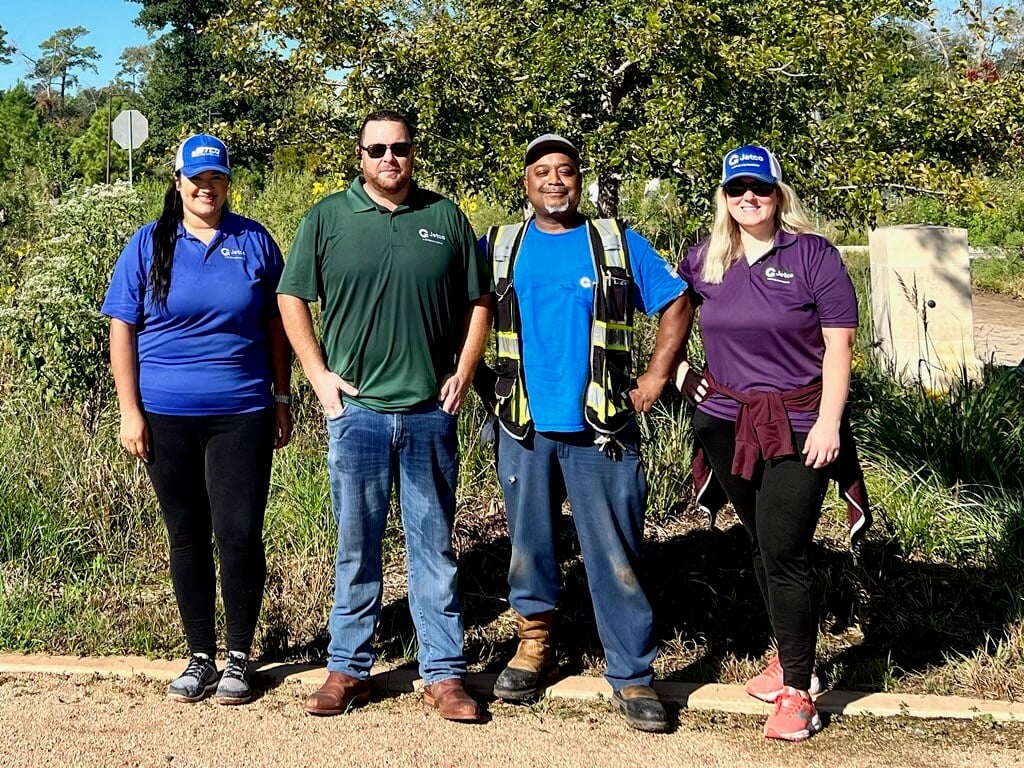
[852,362,1024,494]
[860,459,1024,568]
[1,176,1023,700]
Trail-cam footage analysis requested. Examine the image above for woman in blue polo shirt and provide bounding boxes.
[676,146,860,742]
[102,134,292,705]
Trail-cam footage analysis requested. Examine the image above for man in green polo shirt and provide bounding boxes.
[277,110,492,722]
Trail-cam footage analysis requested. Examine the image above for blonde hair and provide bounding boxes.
[701,181,816,284]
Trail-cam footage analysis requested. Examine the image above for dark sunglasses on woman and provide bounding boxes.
[723,179,776,198]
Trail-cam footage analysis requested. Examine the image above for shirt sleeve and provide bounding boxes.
[677,244,706,306]
[101,224,151,324]
[277,209,322,302]
[624,228,686,316]
[807,236,859,327]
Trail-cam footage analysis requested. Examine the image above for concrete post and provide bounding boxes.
[869,225,979,389]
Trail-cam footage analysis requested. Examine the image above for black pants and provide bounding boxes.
[692,409,829,690]
[145,409,275,656]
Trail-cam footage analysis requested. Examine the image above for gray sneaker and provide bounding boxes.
[167,653,219,702]
[215,651,252,705]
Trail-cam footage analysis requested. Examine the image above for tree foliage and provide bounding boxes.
[212,0,1024,225]
[132,0,288,166]
[69,97,131,185]
[117,45,154,93]
[0,25,15,66]
[0,84,42,178]
[28,27,100,113]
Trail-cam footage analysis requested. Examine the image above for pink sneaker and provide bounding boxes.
[744,655,821,703]
[764,686,823,741]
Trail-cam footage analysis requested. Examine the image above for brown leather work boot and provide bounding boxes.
[492,610,555,702]
[422,678,481,721]
[304,671,371,716]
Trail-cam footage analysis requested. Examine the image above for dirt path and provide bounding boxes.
[973,291,1024,367]
[2,673,1022,768]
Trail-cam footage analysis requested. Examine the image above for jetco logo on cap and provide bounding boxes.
[191,146,223,160]
[419,228,446,245]
[729,150,767,168]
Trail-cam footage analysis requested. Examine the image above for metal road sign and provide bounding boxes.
[111,109,149,150]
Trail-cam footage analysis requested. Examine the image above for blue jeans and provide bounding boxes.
[325,400,466,684]
[496,421,656,690]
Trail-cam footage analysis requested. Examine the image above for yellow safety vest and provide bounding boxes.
[487,218,635,441]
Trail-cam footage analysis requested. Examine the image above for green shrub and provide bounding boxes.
[231,169,321,254]
[0,182,151,411]
[881,176,1024,249]
[852,362,1024,494]
[618,178,702,263]
[972,252,1024,299]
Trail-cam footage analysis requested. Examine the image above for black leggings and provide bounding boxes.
[145,409,275,656]
[692,409,829,690]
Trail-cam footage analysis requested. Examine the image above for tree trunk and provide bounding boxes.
[596,169,620,219]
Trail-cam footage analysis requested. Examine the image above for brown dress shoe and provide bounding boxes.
[423,678,481,721]
[304,671,371,716]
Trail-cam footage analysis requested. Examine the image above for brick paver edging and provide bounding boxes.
[1,653,1019,723]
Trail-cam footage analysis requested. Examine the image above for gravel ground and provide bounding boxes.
[2,673,1022,768]
[974,291,1024,366]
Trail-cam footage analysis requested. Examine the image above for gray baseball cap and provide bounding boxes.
[525,133,580,166]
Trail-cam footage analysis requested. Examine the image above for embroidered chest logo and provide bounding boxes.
[418,228,447,245]
[221,247,246,260]
[763,266,795,285]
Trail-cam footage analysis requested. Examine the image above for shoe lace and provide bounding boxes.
[183,655,213,679]
[776,688,811,718]
[222,654,247,682]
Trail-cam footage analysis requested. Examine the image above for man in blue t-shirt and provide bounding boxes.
[477,134,692,733]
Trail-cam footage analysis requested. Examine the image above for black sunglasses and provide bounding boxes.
[359,142,413,159]
[723,179,776,197]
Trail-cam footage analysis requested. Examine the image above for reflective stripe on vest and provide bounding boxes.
[488,218,634,441]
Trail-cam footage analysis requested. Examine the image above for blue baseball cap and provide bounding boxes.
[175,134,231,177]
[721,145,782,185]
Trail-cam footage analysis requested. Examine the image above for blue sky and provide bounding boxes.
[1,2,151,90]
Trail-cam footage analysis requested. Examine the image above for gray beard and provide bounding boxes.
[544,202,570,214]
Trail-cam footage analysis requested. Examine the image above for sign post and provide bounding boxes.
[111,109,149,186]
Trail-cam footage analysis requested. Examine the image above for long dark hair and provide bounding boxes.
[149,177,184,310]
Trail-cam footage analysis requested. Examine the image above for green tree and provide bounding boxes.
[28,27,100,113]
[214,0,1024,224]
[69,97,131,184]
[132,0,286,165]
[0,25,15,66]
[117,45,154,93]
[0,84,42,178]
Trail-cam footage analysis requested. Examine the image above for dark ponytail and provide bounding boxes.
[149,178,183,310]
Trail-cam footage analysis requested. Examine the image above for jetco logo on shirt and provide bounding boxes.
[418,228,447,245]
[763,266,795,285]
[221,247,245,260]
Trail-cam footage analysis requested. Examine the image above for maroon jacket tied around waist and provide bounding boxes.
[691,369,872,548]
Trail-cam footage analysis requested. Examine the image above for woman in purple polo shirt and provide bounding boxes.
[676,145,859,742]
[102,134,292,705]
